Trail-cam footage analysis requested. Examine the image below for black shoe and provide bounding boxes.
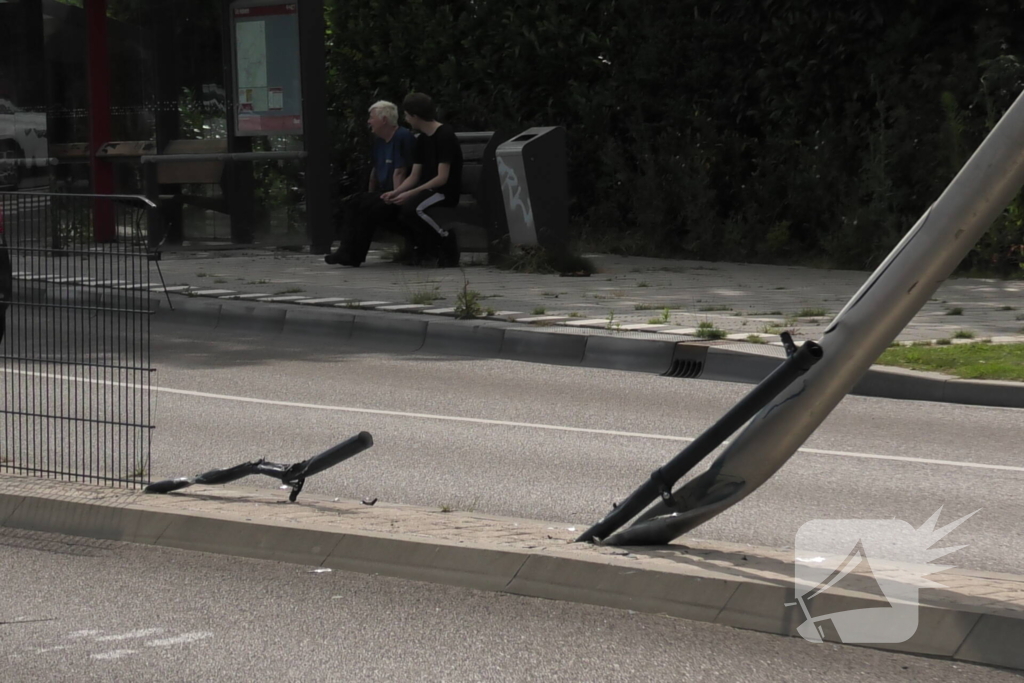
[326,249,360,266]
[437,233,460,268]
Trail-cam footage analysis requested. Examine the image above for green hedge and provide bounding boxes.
[328,1,1024,271]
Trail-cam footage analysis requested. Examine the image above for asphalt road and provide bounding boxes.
[132,323,1024,576]
[0,528,1015,683]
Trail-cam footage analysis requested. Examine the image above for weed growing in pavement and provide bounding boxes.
[699,305,732,312]
[797,307,828,317]
[532,306,546,315]
[485,307,496,317]
[454,280,483,319]
[637,280,650,287]
[745,334,766,344]
[936,338,952,345]
[274,288,305,295]
[214,279,227,284]
[247,279,270,285]
[568,311,582,317]
[761,322,785,335]
[606,310,621,330]
[946,307,964,316]
[911,340,933,347]
[953,329,975,339]
[999,305,1016,311]
[645,309,673,325]
[409,285,442,305]
[696,321,728,340]
[439,504,452,513]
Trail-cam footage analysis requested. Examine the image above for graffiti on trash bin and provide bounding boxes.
[496,156,535,233]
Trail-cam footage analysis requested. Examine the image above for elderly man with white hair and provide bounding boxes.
[326,100,415,267]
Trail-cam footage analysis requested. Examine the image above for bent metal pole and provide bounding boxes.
[601,88,1024,547]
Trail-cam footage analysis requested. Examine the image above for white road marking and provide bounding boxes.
[145,632,213,647]
[5,368,1023,474]
[91,649,136,660]
[94,628,164,642]
[66,630,101,639]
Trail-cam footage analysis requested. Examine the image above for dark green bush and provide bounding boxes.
[320,1,1024,272]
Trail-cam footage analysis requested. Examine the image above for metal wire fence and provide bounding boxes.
[0,191,156,487]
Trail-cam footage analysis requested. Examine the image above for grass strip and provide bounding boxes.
[876,343,1024,382]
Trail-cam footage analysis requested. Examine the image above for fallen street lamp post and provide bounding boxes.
[583,86,1024,547]
[576,334,822,544]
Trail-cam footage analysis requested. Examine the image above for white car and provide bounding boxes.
[0,98,48,188]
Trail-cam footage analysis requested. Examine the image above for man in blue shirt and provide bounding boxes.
[326,101,415,266]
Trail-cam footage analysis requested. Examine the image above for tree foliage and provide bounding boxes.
[325,0,1024,271]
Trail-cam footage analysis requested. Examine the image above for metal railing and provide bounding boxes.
[1,190,156,487]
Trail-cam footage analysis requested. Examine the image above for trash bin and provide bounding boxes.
[494,127,567,248]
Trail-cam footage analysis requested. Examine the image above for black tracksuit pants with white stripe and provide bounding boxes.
[398,190,456,257]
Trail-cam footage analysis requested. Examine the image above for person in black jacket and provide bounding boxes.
[382,93,462,267]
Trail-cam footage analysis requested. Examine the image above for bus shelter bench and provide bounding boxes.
[427,131,510,254]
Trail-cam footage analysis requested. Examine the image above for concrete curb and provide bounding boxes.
[704,347,1024,409]
[1,478,1022,672]
[152,296,1024,409]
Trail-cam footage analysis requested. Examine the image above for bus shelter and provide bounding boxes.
[0,0,331,251]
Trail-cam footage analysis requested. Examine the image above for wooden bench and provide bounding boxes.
[94,139,230,247]
[141,138,230,225]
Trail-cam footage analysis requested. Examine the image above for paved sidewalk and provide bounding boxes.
[2,473,1022,671]
[148,247,1024,346]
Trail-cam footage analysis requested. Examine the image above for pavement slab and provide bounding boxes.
[137,249,1024,345]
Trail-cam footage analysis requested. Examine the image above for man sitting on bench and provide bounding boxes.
[325,100,415,267]
[381,93,462,268]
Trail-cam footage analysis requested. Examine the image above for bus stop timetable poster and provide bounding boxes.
[231,2,303,135]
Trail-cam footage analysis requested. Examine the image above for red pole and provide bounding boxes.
[85,0,115,242]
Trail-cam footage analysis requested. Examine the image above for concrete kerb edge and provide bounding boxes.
[151,295,1024,408]
[704,347,1024,409]
[0,493,25,526]
[0,486,1022,671]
